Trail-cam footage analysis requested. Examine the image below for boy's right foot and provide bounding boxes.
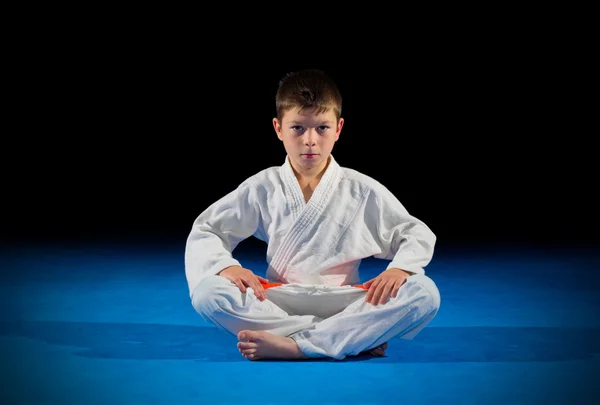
[237,330,309,361]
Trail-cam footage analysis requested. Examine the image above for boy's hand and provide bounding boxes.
[218,266,269,301]
[363,268,410,306]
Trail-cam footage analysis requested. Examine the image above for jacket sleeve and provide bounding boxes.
[367,184,436,276]
[184,179,261,296]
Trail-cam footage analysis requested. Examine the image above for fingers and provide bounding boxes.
[363,278,375,288]
[367,278,388,305]
[224,268,268,301]
[365,278,381,303]
[378,282,395,305]
[366,271,408,306]
[391,279,404,298]
[369,281,386,305]
[367,279,394,306]
[233,280,247,294]
[240,274,266,301]
[250,277,267,301]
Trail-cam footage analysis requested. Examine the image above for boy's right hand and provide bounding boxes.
[218,266,269,301]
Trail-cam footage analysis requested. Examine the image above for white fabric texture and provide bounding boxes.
[192,274,440,360]
[185,155,440,359]
[185,155,437,294]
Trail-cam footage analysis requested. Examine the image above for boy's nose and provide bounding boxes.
[304,131,317,145]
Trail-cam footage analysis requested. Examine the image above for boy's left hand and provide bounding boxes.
[363,268,410,306]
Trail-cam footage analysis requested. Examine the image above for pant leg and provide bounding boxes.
[290,274,441,360]
[191,275,322,337]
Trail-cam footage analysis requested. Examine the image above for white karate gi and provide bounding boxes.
[185,155,441,360]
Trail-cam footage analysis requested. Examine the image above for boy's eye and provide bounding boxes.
[291,126,303,132]
[317,126,329,131]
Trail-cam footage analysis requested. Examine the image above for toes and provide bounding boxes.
[237,341,258,350]
[243,330,261,341]
[242,353,260,361]
[368,347,385,357]
[238,330,262,342]
[381,342,388,350]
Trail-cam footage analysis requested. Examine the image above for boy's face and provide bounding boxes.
[273,107,344,175]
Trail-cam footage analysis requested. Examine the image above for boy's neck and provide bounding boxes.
[290,156,331,188]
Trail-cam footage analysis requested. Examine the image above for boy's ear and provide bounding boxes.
[273,118,283,140]
[335,117,344,140]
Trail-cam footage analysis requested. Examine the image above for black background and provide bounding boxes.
[4,32,597,252]
[0,19,597,405]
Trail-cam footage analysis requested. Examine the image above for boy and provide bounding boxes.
[185,69,440,361]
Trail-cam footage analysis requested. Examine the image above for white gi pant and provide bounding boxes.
[191,274,441,360]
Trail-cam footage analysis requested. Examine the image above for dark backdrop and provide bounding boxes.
[4,41,596,252]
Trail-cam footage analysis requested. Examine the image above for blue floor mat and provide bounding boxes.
[1,243,598,404]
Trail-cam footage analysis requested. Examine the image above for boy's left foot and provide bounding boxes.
[364,342,388,357]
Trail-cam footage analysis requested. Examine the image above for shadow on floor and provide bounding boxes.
[1,321,598,363]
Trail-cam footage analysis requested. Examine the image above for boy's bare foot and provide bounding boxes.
[363,342,388,357]
[237,330,309,361]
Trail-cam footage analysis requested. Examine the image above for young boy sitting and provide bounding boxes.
[185,69,440,361]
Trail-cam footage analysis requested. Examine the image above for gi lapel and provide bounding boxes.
[269,155,341,280]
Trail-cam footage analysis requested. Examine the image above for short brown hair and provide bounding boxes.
[275,69,342,122]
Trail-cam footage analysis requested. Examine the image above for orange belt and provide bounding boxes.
[261,282,368,290]
[261,282,283,289]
